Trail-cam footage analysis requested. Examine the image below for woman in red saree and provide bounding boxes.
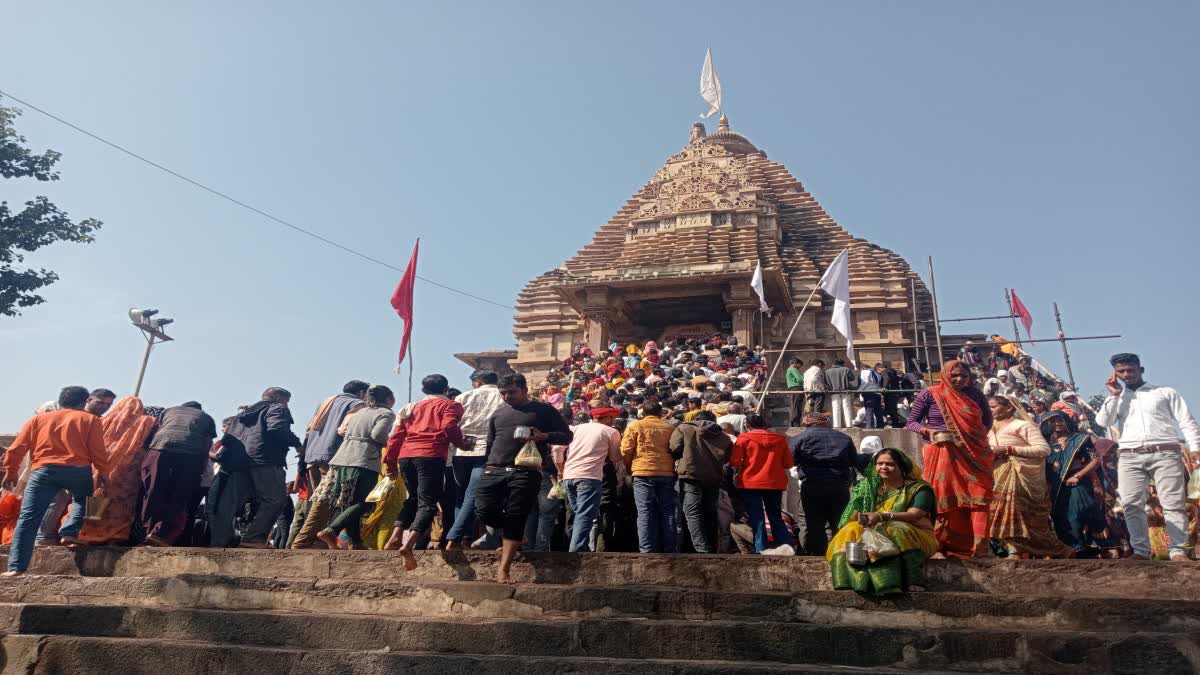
[905,360,994,557]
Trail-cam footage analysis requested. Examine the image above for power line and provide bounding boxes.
[0,88,515,310]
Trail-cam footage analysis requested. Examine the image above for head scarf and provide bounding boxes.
[858,435,883,455]
[1037,410,1077,438]
[838,449,925,529]
[590,407,620,419]
[928,360,990,462]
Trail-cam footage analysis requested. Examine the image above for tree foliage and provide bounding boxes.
[0,102,101,316]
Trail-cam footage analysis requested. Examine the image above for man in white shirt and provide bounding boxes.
[803,360,827,414]
[1094,353,1200,561]
[444,370,507,550]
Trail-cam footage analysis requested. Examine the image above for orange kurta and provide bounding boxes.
[2,409,110,479]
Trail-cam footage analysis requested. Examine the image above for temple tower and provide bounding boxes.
[484,115,934,381]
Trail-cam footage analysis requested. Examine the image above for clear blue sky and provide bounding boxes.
[2,1,1197,433]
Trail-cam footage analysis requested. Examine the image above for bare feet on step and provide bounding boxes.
[315,530,339,550]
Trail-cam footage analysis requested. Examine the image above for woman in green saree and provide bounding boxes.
[827,448,940,595]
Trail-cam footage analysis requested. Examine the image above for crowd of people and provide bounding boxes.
[1,335,1198,594]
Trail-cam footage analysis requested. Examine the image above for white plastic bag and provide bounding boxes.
[861,525,900,561]
[514,440,544,470]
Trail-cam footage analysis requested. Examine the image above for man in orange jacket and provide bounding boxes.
[3,386,110,575]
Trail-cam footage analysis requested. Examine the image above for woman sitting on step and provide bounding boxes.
[827,448,940,595]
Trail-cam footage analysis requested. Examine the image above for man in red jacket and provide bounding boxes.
[382,374,469,571]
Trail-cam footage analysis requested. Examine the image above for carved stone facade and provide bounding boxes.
[494,115,935,382]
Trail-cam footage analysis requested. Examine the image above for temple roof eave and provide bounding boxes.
[549,265,795,317]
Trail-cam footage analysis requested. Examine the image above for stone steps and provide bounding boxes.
[5,635,934,675]
[11,603,1196,673]
[10,546,1199,599]
[1,574,1198,634]
[1,547,1198,673]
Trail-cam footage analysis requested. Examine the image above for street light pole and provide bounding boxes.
[129,308,174,398]
[133,333,156,398]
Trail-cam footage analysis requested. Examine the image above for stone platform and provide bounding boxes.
[0,547,1195,673]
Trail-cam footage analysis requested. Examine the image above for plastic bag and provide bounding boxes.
[365,476,394,503]
[861,525,900,561]
[547,478,565,500]
[514,440,544,470]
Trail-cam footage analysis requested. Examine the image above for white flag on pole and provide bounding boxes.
[750,262,770,313]
[819,249,855,365]
[699,48,722,119]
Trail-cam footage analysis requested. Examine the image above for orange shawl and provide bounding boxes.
[925,360,994,510]
[77,397,158,544]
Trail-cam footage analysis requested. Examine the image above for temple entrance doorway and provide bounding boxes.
[623,295,731,345]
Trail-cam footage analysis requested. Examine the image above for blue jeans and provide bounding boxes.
[445,464,484,543]
[9,465,94,572]
[564,478,602,552]
[633,476,677,553]
[523,472,560,551]
[741,489,792,553]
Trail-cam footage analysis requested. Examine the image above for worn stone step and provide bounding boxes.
[9,603,1197,672]
[9,546,1200,600]
[2,573,1199,634]
[8,634,936,675]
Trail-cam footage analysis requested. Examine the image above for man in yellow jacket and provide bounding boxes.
[620,402,677,552]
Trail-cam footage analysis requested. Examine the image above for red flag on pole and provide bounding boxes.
[390,240,419,366]
[1010,289,1033,337]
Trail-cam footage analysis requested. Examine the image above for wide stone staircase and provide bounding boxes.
[0,547,1195,673]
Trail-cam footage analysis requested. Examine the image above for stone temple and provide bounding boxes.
[461,114,936,383]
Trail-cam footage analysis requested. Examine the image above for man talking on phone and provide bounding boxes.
[1095,353,1200,561]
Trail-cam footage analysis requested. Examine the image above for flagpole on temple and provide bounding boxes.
[1053,302,1078,391]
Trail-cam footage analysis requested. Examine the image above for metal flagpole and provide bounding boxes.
[926,257,944,366]
[1005,289,1022,345]
[756,285,821,412]
[1053,302,1077,391]
[408,343,414,403]
[909,277,921,368]
[920,329,934,383]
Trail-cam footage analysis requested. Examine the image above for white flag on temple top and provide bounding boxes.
[699,48,722,118]
[750,261,770,313]
[819,249,855,365]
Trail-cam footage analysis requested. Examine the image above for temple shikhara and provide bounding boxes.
[461,114,936,383]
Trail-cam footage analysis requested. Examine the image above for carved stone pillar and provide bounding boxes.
[582,286,619,354]
[730,307,755,347]
[724,282,759,347]
[584,313,614,355]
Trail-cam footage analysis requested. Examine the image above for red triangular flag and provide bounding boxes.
[390,240,419,366]
[1010,289,1033,337]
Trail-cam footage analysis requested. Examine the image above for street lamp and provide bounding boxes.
[129,307,174,397]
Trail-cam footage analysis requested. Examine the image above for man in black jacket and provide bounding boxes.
[210,387,302,548]
[141,402,218,546]
[788,412,856,555]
